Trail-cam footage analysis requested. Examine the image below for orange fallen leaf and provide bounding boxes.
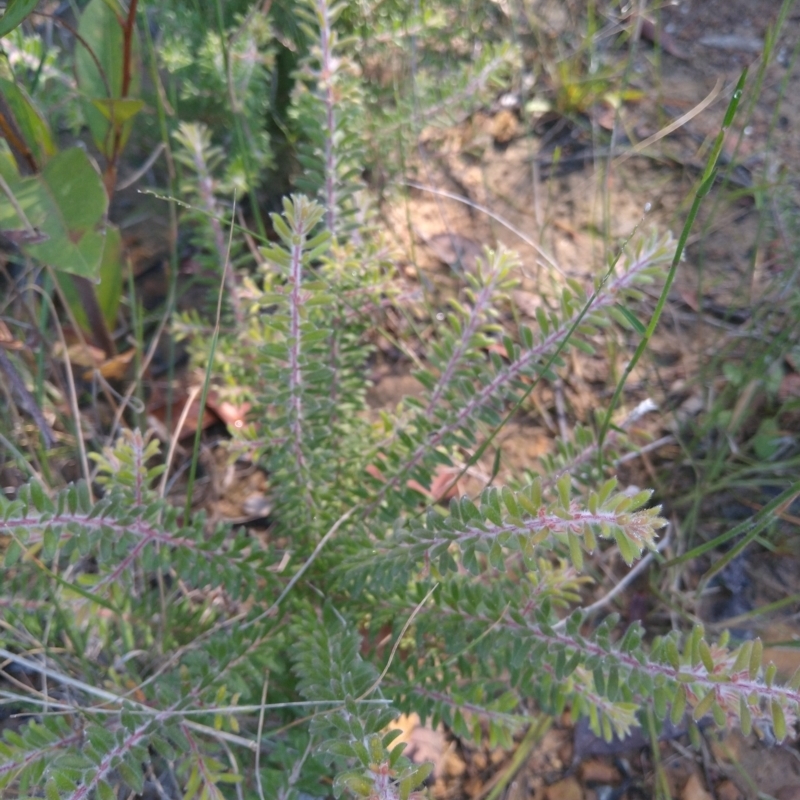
[0,320,24,350]
[366,461,461,501]
[83,348,136,380]
[206,391,251,430]
[53,341,106,369]
[148,393,220,440]
[682,774,713,800]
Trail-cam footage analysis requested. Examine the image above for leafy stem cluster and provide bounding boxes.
[1,2,796,800]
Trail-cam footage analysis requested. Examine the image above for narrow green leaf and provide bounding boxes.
[732,641,752,674]
[666,638,681,670]
[739,696,752,736]
[568,532,583,570]
[613,303,646,334]
[0,0,39,38]
[693,689,716,721]
[788,665,800,691]
[698,640,714,673]
[653,684,667,720]
[4,538,22,566]
[501,486,519,517]
[749,639,763,679]
[772,700,787,742]
[557,473,571,511]
[669,684,686,725]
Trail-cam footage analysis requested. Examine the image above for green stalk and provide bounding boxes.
[183,197,237,521]
[596,68,749,458]
[142,8,180,449]
[213,0,267,239]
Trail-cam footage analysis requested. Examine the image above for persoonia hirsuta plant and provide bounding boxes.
[2,198,800,799]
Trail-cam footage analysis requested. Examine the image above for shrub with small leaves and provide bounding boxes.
[1,2,797,799]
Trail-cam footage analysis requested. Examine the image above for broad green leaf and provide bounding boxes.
[0,147,108,278]
[613,303,646,334]
[0,0,39,38]
[0,78,56,167]
[75,0,142,159]
[90,97,145,125]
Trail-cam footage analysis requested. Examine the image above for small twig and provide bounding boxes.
[0,647,267,753]
[479,717,550,800]
[615,435,675,465]
[400,180,565,276]
[0,171,38,230]
[158,384,201,499]
[614,78,724,166]
[0,348,55,449]
[553,524,673,630]
[358,582,439,701]
[553,378,569,442]
[255,676,269,800]
[32,282,93,498]
[117,143,166,190]
[260,505,359,622]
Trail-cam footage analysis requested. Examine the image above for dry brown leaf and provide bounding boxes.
[578,759,621,784]
[83,348,136,380]
[779,372,800,402]
[0,320,23,350]
[426,232,483,273]
[428,466,463,502]
[210,399,252,429]
[53,341,106,368]
[148,393,220,440]
[544,777,583,800]
[716,780,744,800]
[630,14,689,59]
[682,774,713,800]
[490,109,519,144]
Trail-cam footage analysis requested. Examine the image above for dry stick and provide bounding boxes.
[357,582,439,702]
[615,434,675,465]
[101,280,175,476]
[614,78,723,167]
[254,675,269,800]
[117,143,166,191]
[259,505,360,623]
[552,524,673,632]
[183,193,237,521]
[158,384,202,499]
[534,78,725,231]
[0,648,262,752]
[0,689,386,717]
[480,717,550,800]
[217,738,245,800]
[401,180,565,277]
[26,283,93,498]
[0,348,55,450]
